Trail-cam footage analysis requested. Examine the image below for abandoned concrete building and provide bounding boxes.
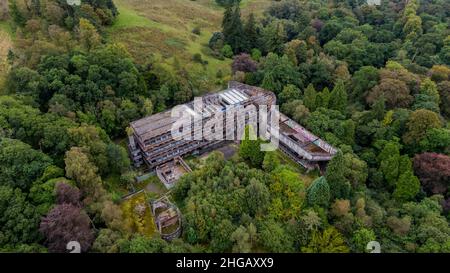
[156,157,192,189]
[128,82,337,172]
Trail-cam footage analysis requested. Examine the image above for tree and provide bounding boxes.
[231,225,252,253]
[92,228,123,253]
[393,170,420,202]
[301,227,349,253]
[352,228,376,253]
[303,84,317,111]
[40,203,94,252]
[343,153,368,189]
[403,109,442,146]
[262,20,286,55]
[418,128,450,153]
[329,81,348,114]
[367,78,413,109]
[64,147,104,199]
[350,66,379,103]
[119,235,167,253]
[259,220,294,252]
[377,140,402,188]
[244,13,258,51]
[307,176,331,207]
[245,179,270,216]
[284,39,308,65]
[210,219,235,252]
[239,125,265,168]
[9,0,26,27]
[231,53,257,74]
[278,84,301,105]
[0,186,41,248]
[78,18,101,51]
[0,138,52,190]
[262,151,280,172]
[261,53,302,94]
[316,87,331,109]
[437,81,450,117]
[222,4,245,54]
[325,151,351,200]
[413,153,450,195]
[56,182,81,207]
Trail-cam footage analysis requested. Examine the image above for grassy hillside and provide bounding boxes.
[108,0,270,91]
[0,21,12,92]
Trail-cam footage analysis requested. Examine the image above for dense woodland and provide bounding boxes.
[0,0,449,253]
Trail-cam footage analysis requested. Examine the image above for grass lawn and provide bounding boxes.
[107,0,269,91]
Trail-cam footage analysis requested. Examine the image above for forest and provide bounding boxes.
[0,0,449,253]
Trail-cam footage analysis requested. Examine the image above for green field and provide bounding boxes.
[107,0,270,91]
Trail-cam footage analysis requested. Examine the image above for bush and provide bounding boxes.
[221,44,233,58]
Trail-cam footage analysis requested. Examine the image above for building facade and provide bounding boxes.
[128,82,337,171]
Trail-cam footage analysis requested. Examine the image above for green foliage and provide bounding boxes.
[352,228,376,253]
[329,81,348,114]
[261,53,302,94]
[222,4,245,54]
[0,186,41,248]
[307,177,331,208]
[303,84,317,111]
[301,227,349,253]
[221,44,233,58]
[0,138,52,190]
[325,151,351,200]
[393,170,420,202]
[239,125,265,168]
[259,220,294,252]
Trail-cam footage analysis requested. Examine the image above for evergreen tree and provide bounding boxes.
[307,176,331,207]
[244,13,258,52]
[316,87,331,109]
[262,21,286,55]
[329,81,348,114]
[222,4,245,54]
[9,0,26,27]
[303,84,318,111]
[325,151,351,200]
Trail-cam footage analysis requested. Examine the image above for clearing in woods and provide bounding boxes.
[108,0,270,91]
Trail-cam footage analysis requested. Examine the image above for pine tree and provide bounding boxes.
[307,176,331,207]
[329,81,348,114]
[244,13,257,52]
[316,87,331,109]
[303,84,318,111]
[222,4,245,54]
[325,151,351,200]
[9,0,26,27]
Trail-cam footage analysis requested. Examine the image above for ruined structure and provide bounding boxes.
[156,157,192,189]
[128,82,337,171]
[151,196,181,241]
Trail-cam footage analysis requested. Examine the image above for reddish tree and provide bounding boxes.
[40,204,94,253]
[413,153,450,195]
[231,53,258,74]
[56,183,81,207]
[311,19,324,32]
